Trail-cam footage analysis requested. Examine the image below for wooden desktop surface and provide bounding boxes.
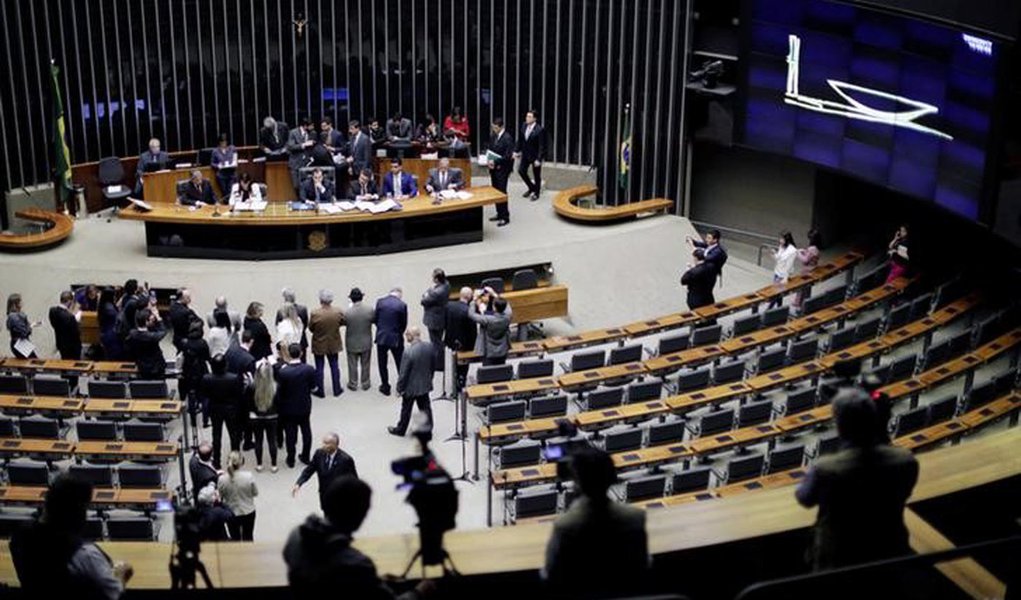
[0,427,1013,588]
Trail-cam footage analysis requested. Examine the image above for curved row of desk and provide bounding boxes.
[0,209,73,252]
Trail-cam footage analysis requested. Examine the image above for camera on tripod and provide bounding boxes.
[167,501,213,589]
[542,419,590,482]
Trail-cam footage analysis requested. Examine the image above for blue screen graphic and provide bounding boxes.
[742,0,999,220]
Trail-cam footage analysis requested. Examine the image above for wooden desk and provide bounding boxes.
[0,394,84,416]
[893,420,969,451]
[504,285,569,324]
[744,361,824,392]
[543,327,629,353]
[118,186,508,260]
[693,293,767,322]
[492,463,557,489]
[713,468,807,498]
[688,424,781,455]
[456,340,545,364]
[644,344,726,376]
[970,329,1021,362]
[552,185,673,222]
[74,440,179,461]
[0,486,171,510]
[0,438,75,459]
[774,405,833,433]
[957,393,1021,429]
[91,361,140,377]
[574,399,672,430]
[0,208,74,251]
[466,376,559,405]
[632,490,716,509]
[719,324,799,354]
[557,362,647,391]
[614,442,694,472]
[479,417,563,444]
[82,399,181,419]
[623,311,700,337]
[666,382,752,414]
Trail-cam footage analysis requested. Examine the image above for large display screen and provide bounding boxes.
[741,0,1000,221]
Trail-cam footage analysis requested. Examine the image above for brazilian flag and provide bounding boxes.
[50,62,72,210]
[618,104,631,190]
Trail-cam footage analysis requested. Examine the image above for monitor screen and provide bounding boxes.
[740,0,1000,221]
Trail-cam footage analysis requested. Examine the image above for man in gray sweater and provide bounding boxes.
[388,327,434,437]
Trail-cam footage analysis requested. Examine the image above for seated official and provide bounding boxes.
[443,106,470,142]
[260,116,289,155]
[229,172,264,207]
[134,138,170,196]
[211,132,238,200]
[381,158,418,198]
[300,168,335,204]
[425,158,464,194]
[385,112,413,141]
[179,170,216,206]
[347,168,379,200]
[416,114,442,146]
[367,117,387,144]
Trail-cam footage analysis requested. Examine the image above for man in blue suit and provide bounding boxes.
[275,343,318,468]
[373,288,408,396]
[380,158,418,198]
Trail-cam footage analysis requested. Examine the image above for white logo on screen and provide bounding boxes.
[784,34,953,140]
[961,33,992,56]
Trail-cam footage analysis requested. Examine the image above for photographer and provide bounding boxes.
[125,305,169,380]
[467,287,513,366]
[885,224,910,283]
[283,476,434,599]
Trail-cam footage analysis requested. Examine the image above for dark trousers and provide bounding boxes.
[427,328,445,372]
[394,394,433,435]
[313,353,341,396]
[491,169,511,219]
[227,511,255,541]
[483,355,507,366]
[280,413,312,463]
[58,346,82,389]
[377,343,404,392]
[209,408,241,468]
[215,172,235,202]
[251,417,278,467]
[518,160,542,195]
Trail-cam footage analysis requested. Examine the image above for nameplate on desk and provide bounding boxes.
[160,402,177,410]
[54,442,71,450]
[757,426,773,433]
[506,424,524,431]
[566,336,583,342]
[946,422,962,430]
[62,400,78,407]
[521,469,540,477]
[156,444,176,452]
[647,402,664,409]
[714,435,734,443]
[798,414,813,422]
[669,445,687,454]
[607,329,623,334]
[695,493,714,501]
[625,364,641,371]
[690,393,706,400]
[104,444,123,451]
[113,401,130,409]
[601,410,620,417]
[666,355,681,363]
[790,470,806,479]
[740,337,754,344]
[583,371,599,379]
[73,362,90,368]
[768,373,784,381]
[94,490,116,501]
[2,440,19,448]
[645,320,660,326]
[911,434,927,443]
[621,453,640,462]
[729,384,745,391]
[743,482,764,491]
[539,379,555,386]
[16,398,32,405]
[492,385,510,392]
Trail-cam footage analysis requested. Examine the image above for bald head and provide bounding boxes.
[215,296,227,309]
[322,432,340,453]
[405,325,422,343]
[459,286,473,302]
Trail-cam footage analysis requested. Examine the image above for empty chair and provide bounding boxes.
[88,380,127,399]
[966,380,998,410]
[892,406,929,437]
[886,303,911,331]
[853,317,882,342]
[81,516,105,541]
[129,380,169,399]
[854,265,886,294]
[731,314,761,337]
[657,330,690,355]
[823,285,847,306]
[691,324,723,346]
[69,464,115,488]
[480,277,505,294]
[106,517,155,541]
[974,314,1001,346]
[513,487,558,520]
[603,428,643,453]
[946,331,972,358]
[0,417,14,437]
[802,294,827,316]
[927,395,959,424]
[76,420,118,441]
[32,375,71,397]
[921,341,951,371]
[815,431,841,457]
[755,347,787,374]
[529,395,568,418]
[737,399,773,427]
[909,293,933,321]
[496,440,542,469]
[517,359,554,379]
[626,380,662,403]
[609,344,643,366]
[476,364,514,384]
[623,474,667,502]
[828,326,856,352]
[887,355,917,382]
[766,444,805,473]
[18,416,60,439]
[670,466,713,494]
[97,156,132,205]
[568,349,605,372]
[788,338,819,363]
[487,400,528,424]
[0,513,34,538]
[648,419,686,445]
[713,359,745,385]
[718,453,765,484]
[586,387,624,410]
[0,375,29,395]
[7,461,50,486]
[675,366,711,392]
[783,387,817,415]
[122,421,165,442]
[687,408,734,438]
[992,370,1017,395]
[510,269,539,291]
[117,464,163,488]
[865,364,892,385]
[761,306,790,328]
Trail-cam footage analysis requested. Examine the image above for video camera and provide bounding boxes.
[166,501,213,589]
[542,419,591,482]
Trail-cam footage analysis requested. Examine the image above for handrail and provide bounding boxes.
[689,220,779,245]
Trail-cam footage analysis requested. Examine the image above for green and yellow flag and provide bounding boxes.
[50,62,72,208]
[618,104,631,190]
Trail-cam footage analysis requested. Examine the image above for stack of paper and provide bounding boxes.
[370,199,400,213]
[233,201,267,212]
[318,203,343,214]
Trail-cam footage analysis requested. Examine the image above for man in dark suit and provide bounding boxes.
[373,288,408,396]
[420,269,450,372]
[48,291,82,389]
[444,287,478,392]
[167,288,196,351]
[796,388,919,570]
[381,158,418,198]
[259,116,289,155]
[299,167,335,204]
[680,249,716,310]
[425,158,465,195]
[125,308,168,380]
[179,170,216,206]
[287,117,316,193]
[468,291,513,366]
[189,442,219,503]
[388,327,434,436]
[514,110,546,201]
[366,117,387,144]
[385,112,413,140]
[320,116,346,157]
[346,120,374,177]
[134,138,170,196]
[347,168,379,200]
[275,343,318,468]
[291,432,358,511]
[486,117,515,226]
[687,229,728,285]
[225,330,258,450]
[200,355,244,469]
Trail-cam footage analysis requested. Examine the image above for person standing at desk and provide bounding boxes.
[6,293,39,358]
[134,138,169,196]
[300,168,335,204]
[381,158,418,198]
[287,117,316,194]
[385,112,413,141]
[125,307,169,380]
[179,170,215,206]
[211,133,238,202]
[259,116,288,156]
[346,120,373,178]
[486,117,515,226]
[680,249,715,311]
[514,109,546,201]
[48,290,82,363]
[347,168,379,200]
[320,116,346,160]
[420,269,450,372]
[425,158,464,195]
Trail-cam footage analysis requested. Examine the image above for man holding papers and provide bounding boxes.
[301,168,336,204]
[381,158,418,198]
[347,168,379,200]
[425,158,465,195]
[486,117,515,226]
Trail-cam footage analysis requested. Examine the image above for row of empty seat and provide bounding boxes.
[0,376,169,400]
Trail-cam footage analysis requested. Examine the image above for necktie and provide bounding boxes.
[440,171,446,189]
[326,454,333,471]
[527,124,533,139]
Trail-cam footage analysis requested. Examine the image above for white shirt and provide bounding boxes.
[276,318,304,347]
[229,182,263,207]
[205,327,231,357]
[774,244,799,282]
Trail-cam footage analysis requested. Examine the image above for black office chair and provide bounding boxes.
[766,444,805,474]
[480,277,505,294]
[623,473,667,502]
[603,427,644,453]
[517,359,554,379]
[761,306,790,328]
[69,464,115,488]
[891,406,929,437]
[529,395,568,418]
[691,324,723,346]
[782,386,817,415]
[755,346,787,374]
[669,466,712,495]
[196,148,215,166]
[854,317,882,342]
[487,400,528,424]
[787,338,819,363]
[0,375,29,395]
[82,516,105,541]
[626,380,663,403]
[511,269,539,291]
[0,514,35,538]
[129,380,169,399]
[88,380,128,399]
[117,465,164,488]
[97,157,132,206]
[927,395,959,424]
[18,416,60,439]
[475,364,514,384]
[586,387,625,410]
[76,419,119,441]
[7,461,51,486]
[731,313,761,337]
[675,366,711,392]
[647,419,686,445]
[736,399,774,427]
[609,344,643,366]
[495,440,542,469]
[512,487,559,521]
[122,421,165,442]
[32,375,72,397]
[713,359,745,385]
[655,331,691,357]
[685,408,735,438]
[827,326,856,352]
[885,303,912,331]
[106,517,155,541]
[0,417,15,437]
[716,453,765,484]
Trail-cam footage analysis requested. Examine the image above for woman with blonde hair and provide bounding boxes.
[250,349,280,472]
[276,303,305,348]
[217,451,258,541]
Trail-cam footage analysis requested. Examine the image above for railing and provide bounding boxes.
[688,220,778,267]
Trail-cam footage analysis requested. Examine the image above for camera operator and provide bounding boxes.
[467,287,513,366]
[283,475,435,599]
[195,483,233,541]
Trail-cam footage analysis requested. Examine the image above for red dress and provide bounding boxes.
[443,115,470,141]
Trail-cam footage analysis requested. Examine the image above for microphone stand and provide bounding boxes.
[444,342,474,484]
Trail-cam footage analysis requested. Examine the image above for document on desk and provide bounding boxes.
[353,200,377,212]
[337,201,357,211]
[318,203,343,214]
[439,190,473,200]
[369,199,400,214]
[233,201,267,212]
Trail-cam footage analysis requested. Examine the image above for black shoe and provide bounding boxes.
[497,219,510,227]
[387,426,404,437]
[299,455,311,465]
[521,191,532,198]
[312,390,325,399]
[379,385,391,396]
[243,442,255,451]
[530,193,539,201]
[488,216,501,222]
[286,458,295,468]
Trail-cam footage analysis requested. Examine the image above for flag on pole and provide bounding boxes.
[618,103,631,190]
[50,61,72,210]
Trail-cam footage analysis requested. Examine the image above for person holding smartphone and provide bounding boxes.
[6,293,41,358]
